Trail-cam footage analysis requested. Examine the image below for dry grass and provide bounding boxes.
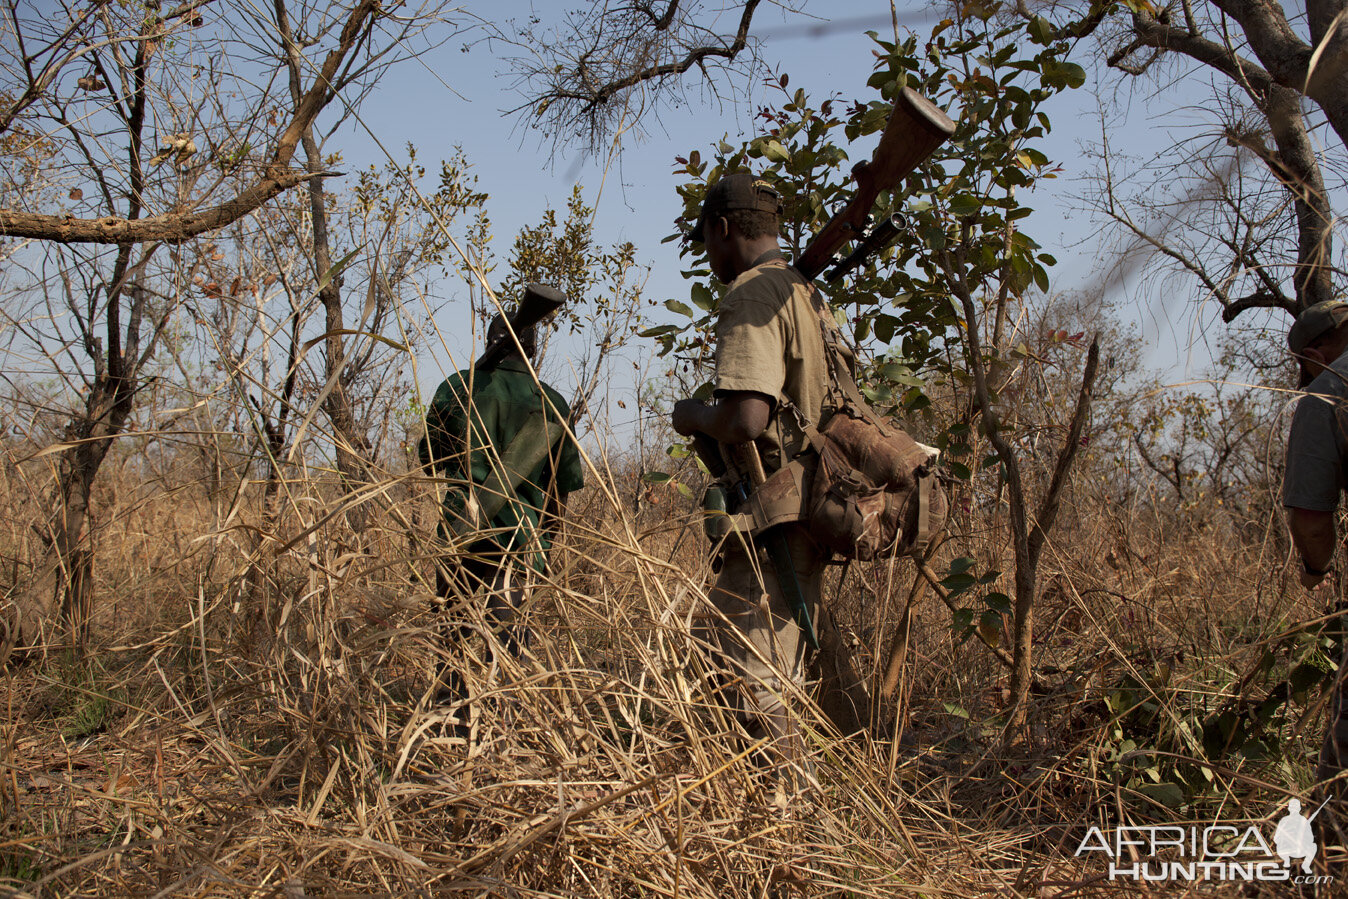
[0,432,1341,897]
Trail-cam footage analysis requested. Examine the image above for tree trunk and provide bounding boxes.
[305,132,372,531]
[1005,340,1101,738]
[8,374,130,656]
[1265,84,1335,310]
[276,0,373,532]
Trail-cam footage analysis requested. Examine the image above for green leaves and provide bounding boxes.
[642,469,693,499]
[661,13,1084,413]
[941,556,1001,598]
[873,312,901,345]
[876,361,925,388]
[759,139,790,163]
[948,193,982,216]
[639,323,682,355]
[690,283,714,311]
[940,557,1008,653]
[1041,60,1086,90]
[1028,15,1055,45]
[1134,782,1187,810]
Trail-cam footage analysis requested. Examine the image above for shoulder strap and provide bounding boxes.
[803,284,893,436]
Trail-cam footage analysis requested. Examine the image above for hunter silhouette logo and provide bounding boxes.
[1274,798,1326,873]
[1074,797,1335,885]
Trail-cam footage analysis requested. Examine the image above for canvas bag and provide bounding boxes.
[787,290,947,561]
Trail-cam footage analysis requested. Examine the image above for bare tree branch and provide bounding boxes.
[0,0,220,136]
[0,0,380,244]
[1028,338,1100,568]
[1113,9,1280,94]
[495,0,780,153]
[1,0,113,135]
[560,0,760,112]
[1221,287,1293,321]
[1070,1,1347,320]
[0,169,330,243]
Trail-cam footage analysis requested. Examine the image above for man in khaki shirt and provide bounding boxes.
[1283,300,1348,792]
[672,172,830,780]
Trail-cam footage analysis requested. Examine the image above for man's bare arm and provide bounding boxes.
[671,392,772,444]
[1289,506,1337,587]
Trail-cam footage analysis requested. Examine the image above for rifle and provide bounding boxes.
[794,87,955,283]
[823,212,906,284]
[691,433,820,650]
[475,282,567,371]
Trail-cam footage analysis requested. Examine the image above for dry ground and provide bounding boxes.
[1,448,1342,897]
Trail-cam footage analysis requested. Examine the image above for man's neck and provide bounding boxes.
[731,238,783,279]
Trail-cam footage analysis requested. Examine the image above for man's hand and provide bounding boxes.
[671,392,771,443]
[1300,555,1332,590]
[1302,566,1330,590]
[1288,507,1336,590]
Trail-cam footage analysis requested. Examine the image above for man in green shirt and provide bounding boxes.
[419,314,584,709]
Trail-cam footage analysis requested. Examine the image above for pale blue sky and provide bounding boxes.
[335,1,1265,420]
[339,3,913,383]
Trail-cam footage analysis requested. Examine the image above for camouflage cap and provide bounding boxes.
[688,173,781,243]
[1289,300,1348,387]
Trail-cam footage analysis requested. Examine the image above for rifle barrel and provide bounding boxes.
[795,88,954,282]
[824,212,908,283]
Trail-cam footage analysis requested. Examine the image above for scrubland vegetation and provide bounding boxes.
[7,0,1348,895]
[2,312,1337,897]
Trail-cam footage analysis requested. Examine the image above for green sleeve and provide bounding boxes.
[545,387,585,495]
[556,425,585,495]
[423,373,471,478]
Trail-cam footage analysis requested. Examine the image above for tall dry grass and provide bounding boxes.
[0,410,1339,897]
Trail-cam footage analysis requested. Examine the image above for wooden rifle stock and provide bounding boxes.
[794,87,955,282]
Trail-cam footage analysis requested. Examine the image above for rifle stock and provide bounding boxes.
[795,87,955,282]
[475,283,567,371]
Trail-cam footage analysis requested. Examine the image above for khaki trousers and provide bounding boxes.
[698,523,824,773]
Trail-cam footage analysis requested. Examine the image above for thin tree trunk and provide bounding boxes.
[1007,339,1100,736]
[275,0,372,531]
[19,38,153,650]
[305,126,372,531]
[17,364,138,655]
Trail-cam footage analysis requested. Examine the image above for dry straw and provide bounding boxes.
[2,385,1337,897]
